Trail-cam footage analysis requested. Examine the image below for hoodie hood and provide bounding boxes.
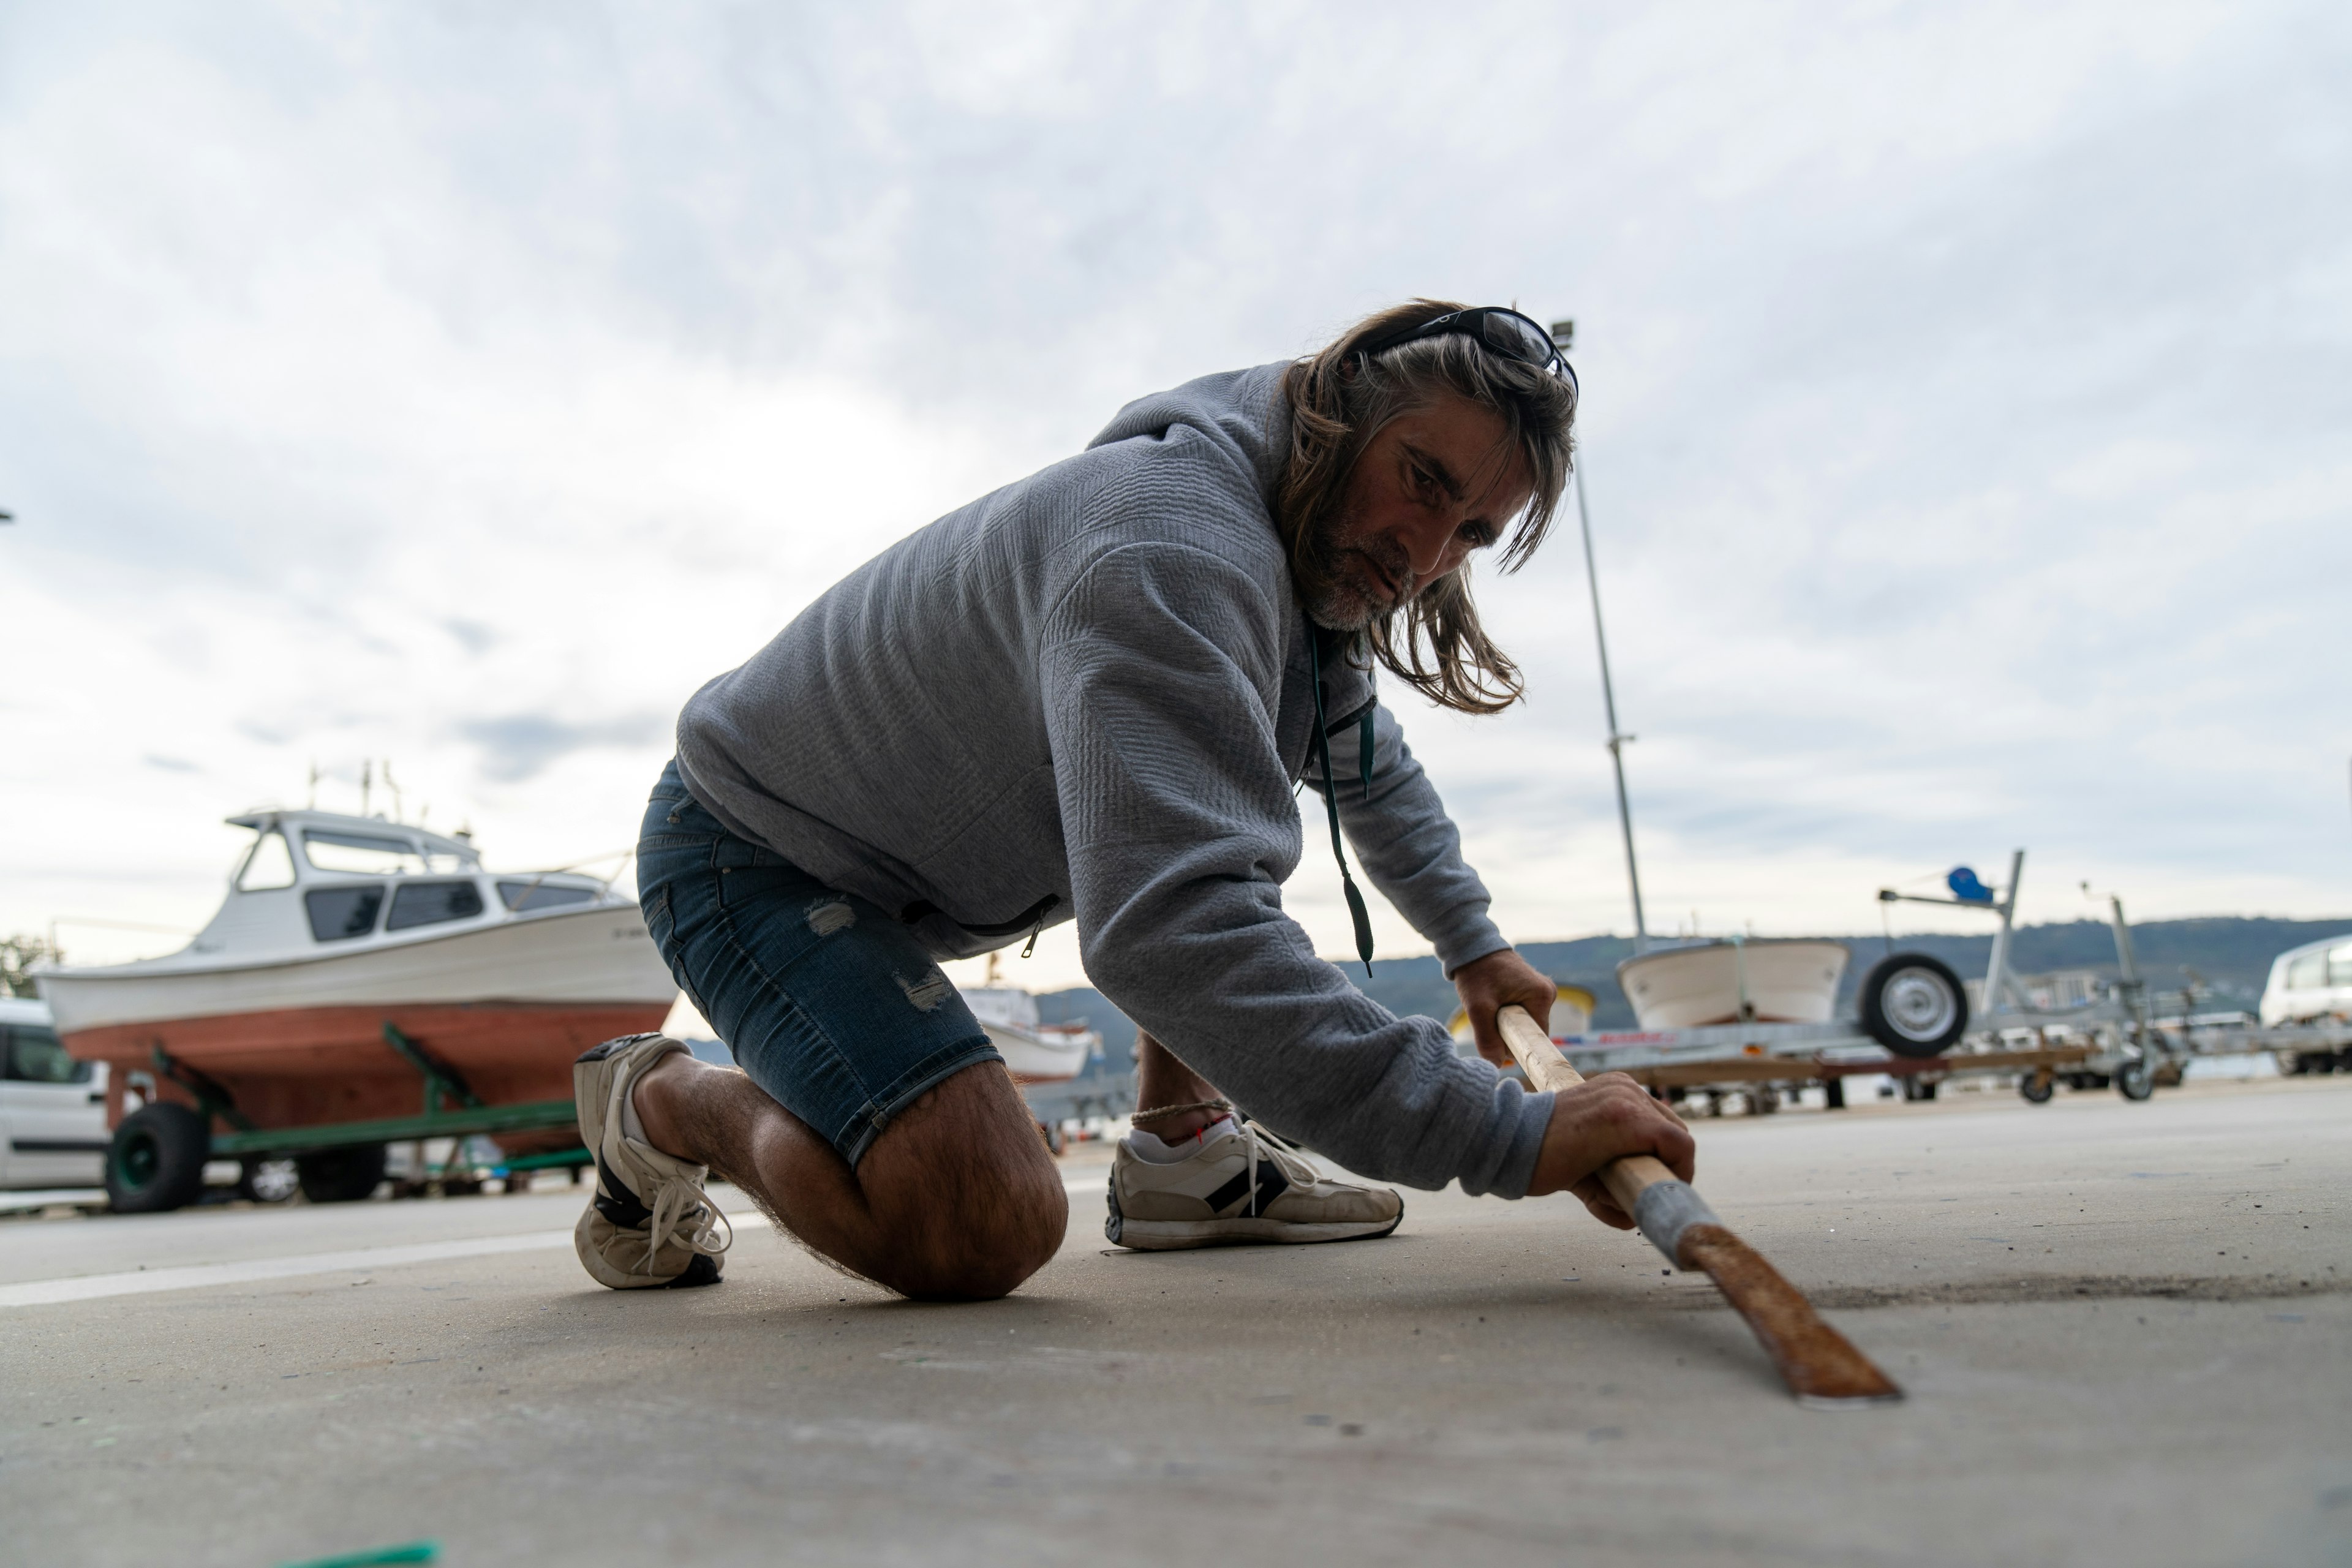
[1086,361,1292,504]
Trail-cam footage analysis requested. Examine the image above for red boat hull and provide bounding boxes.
[68,1001,671,1137]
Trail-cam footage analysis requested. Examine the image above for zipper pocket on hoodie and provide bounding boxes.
[897,893,1060,948]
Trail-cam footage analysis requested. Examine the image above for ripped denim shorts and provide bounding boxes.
[636,760,1001,1166]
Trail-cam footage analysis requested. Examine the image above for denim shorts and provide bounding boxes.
[637,760,1001,1166]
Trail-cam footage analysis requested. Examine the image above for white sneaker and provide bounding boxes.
[572,1034,731,1289]
[1104,1118,1403,1250]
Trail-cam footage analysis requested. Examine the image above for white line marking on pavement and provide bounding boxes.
[2,1181,1106,1308]
[0,1231,579,1308]
[0,1188,106,1215]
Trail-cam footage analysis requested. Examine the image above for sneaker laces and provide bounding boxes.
[643,1173,731,1271]
[1232,1118,1321,1216]
[602,1049,733,1271]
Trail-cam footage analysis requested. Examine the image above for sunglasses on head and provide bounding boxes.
[1354,306,1578,398]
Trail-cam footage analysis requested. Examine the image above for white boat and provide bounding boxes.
[960,982,1098,1085]
[37,810,677,1132]
[1616,940,1850,1030]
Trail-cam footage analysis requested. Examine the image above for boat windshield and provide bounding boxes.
[236,831,298,891]
[303,830,430,876]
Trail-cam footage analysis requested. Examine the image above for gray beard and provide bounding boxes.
[1303,577,1377,632]
[1305,531,1413,631]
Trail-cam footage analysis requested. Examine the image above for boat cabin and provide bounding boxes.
[192,810,622,960]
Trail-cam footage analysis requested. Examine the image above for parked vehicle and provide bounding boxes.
[2259,933,2352,1027]
[0,997,108,1189]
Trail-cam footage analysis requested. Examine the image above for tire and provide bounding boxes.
[107,1104,211,1213]
[238,1157,301,1204]
[1859,952,1970,1058]
[2019,1071,2055,1104]
[2116,1056,2155,1102]
[296,1143,388,1204]
[1823,1077,1847,1110]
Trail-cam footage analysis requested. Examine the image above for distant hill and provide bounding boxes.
[1036,915,2352,1069]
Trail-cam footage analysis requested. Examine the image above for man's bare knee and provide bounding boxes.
[859,1062,1069,1300]
[866,1153,1065,1299]
[896,1176,1066,1300]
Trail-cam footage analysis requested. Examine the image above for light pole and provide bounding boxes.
[1552,319,1649,954]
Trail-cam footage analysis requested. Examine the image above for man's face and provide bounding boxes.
[1307,394,1535,630]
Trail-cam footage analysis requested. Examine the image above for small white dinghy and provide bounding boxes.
[1616,940,1850,1030]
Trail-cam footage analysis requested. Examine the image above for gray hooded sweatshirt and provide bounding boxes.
[674,361,1554,1197]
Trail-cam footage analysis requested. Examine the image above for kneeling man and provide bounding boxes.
[573,300,1694,1298]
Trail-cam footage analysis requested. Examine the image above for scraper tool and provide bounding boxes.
[1499,1004,1902,1409]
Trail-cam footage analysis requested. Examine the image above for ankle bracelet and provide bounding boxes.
[1129,1098,1232,1126]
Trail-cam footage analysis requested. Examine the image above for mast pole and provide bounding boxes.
[1574,459,1649,954]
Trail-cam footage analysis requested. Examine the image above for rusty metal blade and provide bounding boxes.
[1678,1224,1903,1408]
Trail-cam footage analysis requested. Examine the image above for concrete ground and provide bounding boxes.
[4,1075,2348,1568]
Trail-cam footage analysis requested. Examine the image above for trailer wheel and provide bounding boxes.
[296,1144,388,1204]
[107,1104,210,1213]
[1859,952,1969,1058]
[2115,1057,2156,1101]
[2018,1071,2055,1104]
[238,1157,300,1204]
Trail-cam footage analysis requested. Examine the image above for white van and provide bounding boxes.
[2259,934,2352,1026]
[0,997,110,1189]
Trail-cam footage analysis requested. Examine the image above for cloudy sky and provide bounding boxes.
[3,1,2346,992]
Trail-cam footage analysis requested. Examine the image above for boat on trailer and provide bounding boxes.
[1617,939,1850,1029]
[37,809,676,1208]
[959,957,1098,1086]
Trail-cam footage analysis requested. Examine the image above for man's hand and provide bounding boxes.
[1453,947,1558,1068]
[1525,1074,1695,1226]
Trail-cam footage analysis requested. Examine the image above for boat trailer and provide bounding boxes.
[108,1022,589,1211]
[1550,851,2352,1112]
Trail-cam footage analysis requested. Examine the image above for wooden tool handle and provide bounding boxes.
[1496,1003,1677,1215]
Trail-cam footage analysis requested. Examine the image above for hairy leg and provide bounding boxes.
[634,1055,1066,1301]
[1133,1029,1226,1142]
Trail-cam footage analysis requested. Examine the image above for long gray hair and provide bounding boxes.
[1276,300,1577,715]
